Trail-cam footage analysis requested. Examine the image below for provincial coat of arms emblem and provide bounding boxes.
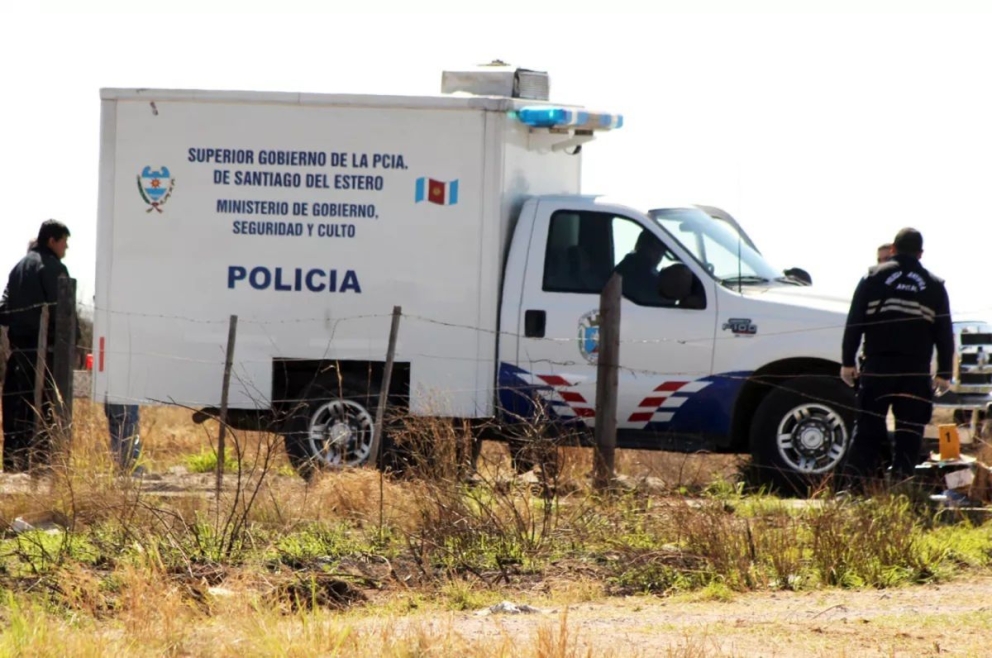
[578,310,601,363]
[137,166,176,213]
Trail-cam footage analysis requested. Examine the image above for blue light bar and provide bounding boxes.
[514,106,624,130]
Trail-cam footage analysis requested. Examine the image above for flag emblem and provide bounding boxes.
[415,177,459,205]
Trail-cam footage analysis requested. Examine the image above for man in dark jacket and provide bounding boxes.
[613,230,667,306]
[839,227,954,491]
[0,220,74,472]
[856,240,897,476]
[876,242,894,265]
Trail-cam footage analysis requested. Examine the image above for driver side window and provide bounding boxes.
[541,210,706,310]
[611,217,705,309]
[612,217,682,271]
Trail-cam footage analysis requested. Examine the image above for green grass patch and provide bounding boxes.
[184,448,239,473]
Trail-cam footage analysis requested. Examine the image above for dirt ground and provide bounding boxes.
[379,578,992,657]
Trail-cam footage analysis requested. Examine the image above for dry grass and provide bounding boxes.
[29,400,741,487]
[0,400,989,656]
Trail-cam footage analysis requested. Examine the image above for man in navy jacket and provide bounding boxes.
[839,228,954,490]
[0,220,76,472]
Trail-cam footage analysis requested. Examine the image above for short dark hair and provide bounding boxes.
[635,230,663,254]
[37,219,70,247]
[878,242,893,251]
[893,228,923,255]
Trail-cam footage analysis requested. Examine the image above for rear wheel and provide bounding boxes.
[281,381,381,480]
[507,438,561,480]
[749,376,855,495]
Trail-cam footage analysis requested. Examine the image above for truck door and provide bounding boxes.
[500,200,719,444]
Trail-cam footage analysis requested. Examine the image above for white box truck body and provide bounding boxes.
[94,87,582,418]
[93,66,992,488]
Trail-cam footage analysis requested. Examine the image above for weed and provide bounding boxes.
[185,448,239,474]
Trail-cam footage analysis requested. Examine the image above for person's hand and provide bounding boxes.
[840,366,858,387]
[933,377,951,395]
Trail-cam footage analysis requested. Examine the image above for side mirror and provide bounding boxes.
[783,267,812,285]
[658,263,694,301]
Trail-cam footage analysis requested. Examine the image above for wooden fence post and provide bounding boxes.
[54,276,77,440]
[216,315,238,501]
[593,273,622,491]
[370,306,401,469]
[371,306,401,546]
[33,306,50,440]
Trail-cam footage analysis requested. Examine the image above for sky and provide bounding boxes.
[4,0,992,321]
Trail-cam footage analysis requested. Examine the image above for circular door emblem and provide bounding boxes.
[578,309,600,364]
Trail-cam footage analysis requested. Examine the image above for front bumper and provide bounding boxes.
[933,391,992,413]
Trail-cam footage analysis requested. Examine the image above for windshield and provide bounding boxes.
[648,207,785,285]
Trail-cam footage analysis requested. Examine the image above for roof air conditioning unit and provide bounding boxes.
[441,60,550,101]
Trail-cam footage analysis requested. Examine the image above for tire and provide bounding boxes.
[508,439,557,476]
[281,379,382,480]
[748,376,855,496]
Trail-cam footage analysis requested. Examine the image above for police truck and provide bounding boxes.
[91,63,992,489]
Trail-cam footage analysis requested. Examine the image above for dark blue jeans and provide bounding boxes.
[104,402,140,469]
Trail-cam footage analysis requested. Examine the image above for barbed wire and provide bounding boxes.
[2,326,973,399]
[5,340,954,382]
[42,352,973,430]
[10,291,992,319]
[2,300,986,349]
[5,353,974,493]
[3,297,984,439]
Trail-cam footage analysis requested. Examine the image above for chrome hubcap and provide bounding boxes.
[307,399,376,467]
[775,403,848,474]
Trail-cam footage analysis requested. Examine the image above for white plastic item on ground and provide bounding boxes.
[477,601,548,616]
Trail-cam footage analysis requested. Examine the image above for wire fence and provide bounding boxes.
[0,297,981,344]
[2,295,987,500]
[3,300,979,436]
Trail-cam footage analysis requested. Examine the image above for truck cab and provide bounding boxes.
[496,195,855,490]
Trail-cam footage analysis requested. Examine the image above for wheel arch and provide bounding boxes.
[193,358,411,434]
[727,357,842,451]
[273,358,410,416]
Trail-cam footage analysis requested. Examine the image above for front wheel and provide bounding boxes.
[749,376,855,495]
